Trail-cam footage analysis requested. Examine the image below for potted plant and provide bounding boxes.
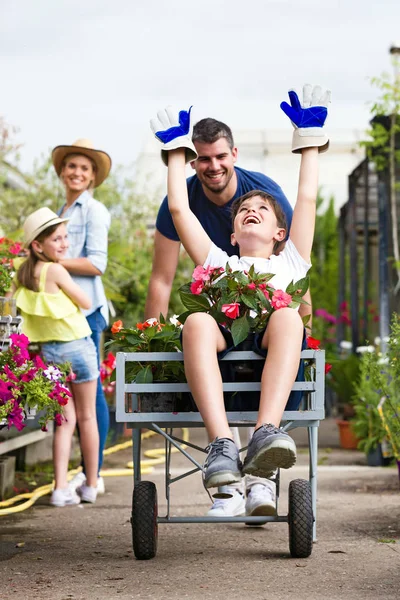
[351,346,394,465]
[0,333,72,431]
[326,353,361,449]
[107,316,187,412]
[359,314,400,478]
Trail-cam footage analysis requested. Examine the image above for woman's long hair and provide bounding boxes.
[17,223,60,292]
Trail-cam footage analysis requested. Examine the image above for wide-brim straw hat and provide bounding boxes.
[51,138,112,188]
[23,207,69,248]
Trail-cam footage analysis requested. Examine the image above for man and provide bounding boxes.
[145,116,312,517]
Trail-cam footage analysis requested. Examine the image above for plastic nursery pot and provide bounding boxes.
[336,419,360,450]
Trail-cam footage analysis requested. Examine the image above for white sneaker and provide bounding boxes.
[69,472,105,494]
[68,471,86,491]
[78,484,98,503]
[207,488,246,517]
[245,482,277,516]
[50,488,81,507]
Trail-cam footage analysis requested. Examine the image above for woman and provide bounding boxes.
[52,138,112,493]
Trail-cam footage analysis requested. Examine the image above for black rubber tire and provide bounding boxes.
[288,479,313,558]
[131,481,158,560]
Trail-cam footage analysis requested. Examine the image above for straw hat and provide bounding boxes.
[51,138,112,188]
[23,207,69,248]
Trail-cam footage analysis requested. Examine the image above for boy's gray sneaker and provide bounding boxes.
[243,424,297,478]
[203,438,242,489]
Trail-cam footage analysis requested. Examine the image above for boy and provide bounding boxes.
[150,86,330,487]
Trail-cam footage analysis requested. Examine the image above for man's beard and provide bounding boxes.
[201,169,234,194]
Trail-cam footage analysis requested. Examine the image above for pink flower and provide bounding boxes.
[7,401,25,431]
[221,303,240,319]
[33,355,47,370]
[192,265,215,282]
[21,368,37,382]
[190,280,204,295]
[3,365,19,383]
[66,370,77,382]
[247,283,256,290]
[8,242,21,255]
[270,290,292,310]
[9,333,30,348]
[10,348,30,367]
[0,380,14,402]
[54,413,63,427]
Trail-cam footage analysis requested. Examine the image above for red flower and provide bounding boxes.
[136,321,152,330]
[111,320,123,334]
[190,280,204,295]
[325,363,332,374]
[221,303,240,319]
[247,283,256,290]
[307,336,321,350]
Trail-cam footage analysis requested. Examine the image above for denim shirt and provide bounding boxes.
[58,190,111,324]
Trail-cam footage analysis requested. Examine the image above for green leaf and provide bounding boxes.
[231,315,250,346]
[135,366,153,384]
[286,276,309,296]
[239,293,258,310]
[177,310,191,324]
[179,291,210,311]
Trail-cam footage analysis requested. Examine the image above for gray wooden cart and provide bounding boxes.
[115,348,325,560]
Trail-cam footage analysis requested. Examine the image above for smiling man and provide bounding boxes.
[145,117,293,319]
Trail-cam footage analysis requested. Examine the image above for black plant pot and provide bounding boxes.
[366,443,393,467]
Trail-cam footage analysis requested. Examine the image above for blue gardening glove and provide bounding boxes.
[150,106,198,165]
[280,84,331,153]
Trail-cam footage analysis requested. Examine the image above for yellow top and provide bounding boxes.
[14,262,91,342]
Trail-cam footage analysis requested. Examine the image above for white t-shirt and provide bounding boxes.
[204,238,311,294]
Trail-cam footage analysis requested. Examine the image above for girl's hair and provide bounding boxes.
[17,223,61,291]
[230,190,287,255]
[61,153,97,190]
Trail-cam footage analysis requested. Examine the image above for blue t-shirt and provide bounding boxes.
[156,167,293,255]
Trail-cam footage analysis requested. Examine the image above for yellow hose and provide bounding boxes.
[0,428,189,515]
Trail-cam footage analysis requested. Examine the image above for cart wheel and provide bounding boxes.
[288,479,313,558]
[131,481,158,560]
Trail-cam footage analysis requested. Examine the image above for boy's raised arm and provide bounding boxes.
[280,85,331,263]
[150,106,213,266]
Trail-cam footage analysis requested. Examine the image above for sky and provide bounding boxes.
[2,0,400,174]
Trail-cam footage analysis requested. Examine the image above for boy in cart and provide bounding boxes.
[149,85,330,488]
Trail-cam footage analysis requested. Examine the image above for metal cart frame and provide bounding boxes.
[116,348,325,560]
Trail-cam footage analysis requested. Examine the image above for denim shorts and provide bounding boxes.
[41,337,100,384]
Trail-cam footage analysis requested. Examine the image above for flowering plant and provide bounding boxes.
[0,333,72,431]
[100,352,117,401]
[107,317,185,384]
[178,264,310,346]
[0,237,22,296]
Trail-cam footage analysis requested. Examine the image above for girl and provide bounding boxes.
[12,207,100,507]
